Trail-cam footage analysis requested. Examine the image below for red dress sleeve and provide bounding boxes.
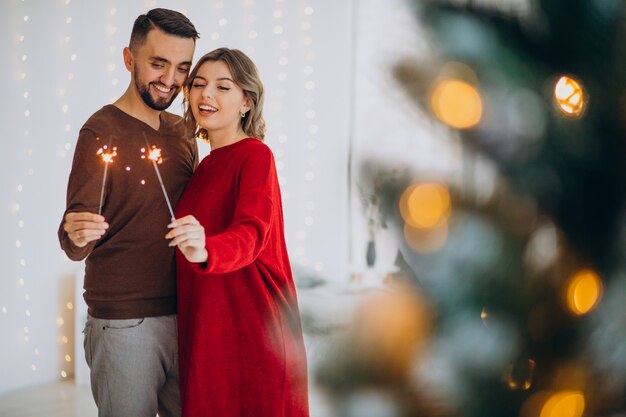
[191,145,277,274]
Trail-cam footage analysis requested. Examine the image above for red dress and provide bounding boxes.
[175,138,309,417]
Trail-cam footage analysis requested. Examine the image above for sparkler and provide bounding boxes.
[141,135,175,219]
[96,144,117,215]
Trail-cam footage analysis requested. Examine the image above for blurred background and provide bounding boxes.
[2,0,626,416]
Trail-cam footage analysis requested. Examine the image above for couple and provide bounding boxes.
[58,8,309,417]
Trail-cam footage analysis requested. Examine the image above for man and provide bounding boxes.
[58,9,199,417]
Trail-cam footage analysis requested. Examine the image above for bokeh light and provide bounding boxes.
[521,390,586,417]
[554,76,585,117]
[540,391,585,417]
[565,269,603,316]
[502,358,535,390]
[400,182,451,253]
[403,221,448,254]
[349,285,432,377]
[399,182,451,228]
[429,78,482,129]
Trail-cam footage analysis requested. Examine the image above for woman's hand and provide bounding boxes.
[165,215,208,263]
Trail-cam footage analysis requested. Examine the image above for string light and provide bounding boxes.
[14,1,34,373]
[293,0,320,269]
[106,1,119,102]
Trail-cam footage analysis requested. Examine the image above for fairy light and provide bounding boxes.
[57,2,76,162]
[279,0,318,269]
[106,3,120,100]
[209,1,226,44]
[12,0,39,375]
[554,76,585,117]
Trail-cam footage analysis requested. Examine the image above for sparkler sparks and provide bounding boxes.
[97,144,117,215]
[141,135,174,219]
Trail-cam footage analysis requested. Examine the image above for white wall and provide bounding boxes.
[0,0,352,395]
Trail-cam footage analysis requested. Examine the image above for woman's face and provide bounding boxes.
[188,60,250,136]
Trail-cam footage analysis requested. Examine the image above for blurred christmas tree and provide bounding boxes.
[316,1,626,416]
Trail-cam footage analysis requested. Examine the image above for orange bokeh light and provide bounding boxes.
[430,78,482,129]
[399,183,451,229]
[521,390,585,417]
[540,391,585,417]
[565,269,602,316]
[403,221,448,254]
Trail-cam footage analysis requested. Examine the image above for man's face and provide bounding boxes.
[130,28,195,111]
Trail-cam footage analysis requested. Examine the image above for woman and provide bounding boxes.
[165,48,309,417]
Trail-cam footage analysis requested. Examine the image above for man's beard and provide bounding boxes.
[134,67,179,111]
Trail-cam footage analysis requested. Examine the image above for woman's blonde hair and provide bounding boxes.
[183,48,266,141]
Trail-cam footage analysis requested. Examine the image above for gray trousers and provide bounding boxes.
[83,314,181,417]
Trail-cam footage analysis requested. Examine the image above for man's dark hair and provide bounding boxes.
[129,8,199,51]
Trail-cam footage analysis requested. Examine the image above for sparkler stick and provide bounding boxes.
[96,144,117,215]
[141,135,175,219]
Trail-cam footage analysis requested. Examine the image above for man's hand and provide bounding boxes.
[63,212,108,248]
[165,215,208,263]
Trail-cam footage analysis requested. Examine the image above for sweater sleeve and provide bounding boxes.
[58,128,107,261]
[192,146,276,274]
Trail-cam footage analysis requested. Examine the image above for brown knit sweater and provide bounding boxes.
[59,105,198,319]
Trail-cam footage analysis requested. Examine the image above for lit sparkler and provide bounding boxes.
[141,135,174,219]
[96,144,117,215]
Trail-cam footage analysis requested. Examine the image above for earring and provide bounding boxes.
[241,112,247,118]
